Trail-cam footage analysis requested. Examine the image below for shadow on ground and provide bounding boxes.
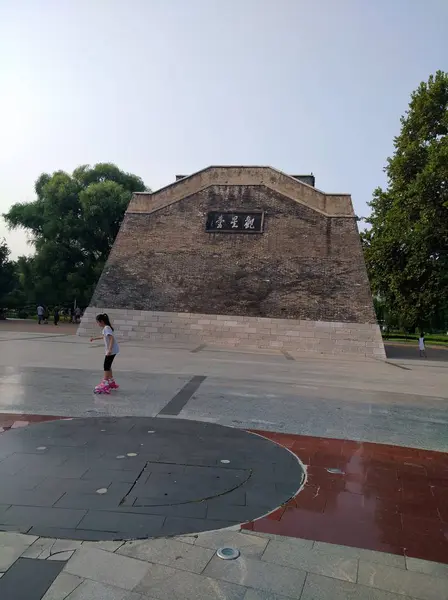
[385,341,448,362]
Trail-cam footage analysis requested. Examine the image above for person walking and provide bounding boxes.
[37,305,44,325]
[53,306,60,326]
[418,333,427,358]
[90,313,120,394]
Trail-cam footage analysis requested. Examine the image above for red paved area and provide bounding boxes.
[0,413,64,432]
[243,431,448,565]
[1,414,447,564]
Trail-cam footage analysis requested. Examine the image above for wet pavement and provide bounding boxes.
[0,417,303,540]
[1,328,448,598]
[243,432,448,565]
[1,414,447,567]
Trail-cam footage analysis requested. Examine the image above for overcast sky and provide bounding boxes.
[1,0,447,258]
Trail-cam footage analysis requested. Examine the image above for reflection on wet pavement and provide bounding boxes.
[243,431,448,565]
[1,414,447,565]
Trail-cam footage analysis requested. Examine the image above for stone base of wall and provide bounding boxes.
[78,307,386,359]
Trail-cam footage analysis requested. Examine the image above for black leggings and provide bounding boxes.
[103,355,116,371]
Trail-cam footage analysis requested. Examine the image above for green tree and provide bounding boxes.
[0,239,19,312]
[362,71,448,331]
[4,163,147,307]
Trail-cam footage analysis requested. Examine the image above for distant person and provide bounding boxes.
[418,333,427,358]
[75,306,81,324]
[70,307,75,323]
[37,305,44,325]
[90,313,120,394]
[53,307,60,326]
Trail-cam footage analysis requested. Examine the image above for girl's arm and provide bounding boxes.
[90,336,102,342]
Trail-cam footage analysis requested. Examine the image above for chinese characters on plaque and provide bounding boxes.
[206,212,264,233]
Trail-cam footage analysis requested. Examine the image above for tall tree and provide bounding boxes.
[4,163,147,307]
[0,239,18,311]
[362,71,448,331]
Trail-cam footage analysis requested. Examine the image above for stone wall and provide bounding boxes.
[82,166,384,359]
[78,307,386,359]
[91,185,376,324]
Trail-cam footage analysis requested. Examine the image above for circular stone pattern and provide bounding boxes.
[0,417,304,541]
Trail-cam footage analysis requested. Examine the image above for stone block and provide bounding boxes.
[41,572,84,600]
[204,554,306,597]
[117,538,214,573]
[312,542,405,568]
[262,540,357,582]
[405,557,448,578]
[358,561,448,600]
[301,572,413,600]
[135,562,246,600]
[64,547,149,591]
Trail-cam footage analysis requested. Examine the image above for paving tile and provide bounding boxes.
[262,540,357,582]
[60,579,132,599]
[242,531,314,548]
[134,561,247,600]
[161,516,239,536]
[22,538,55,559]
[81,540,125,552]
[358,561,448,600]
[0,506,86,528]
[117,538,214,572]
[81,468,140,484]
[301,572,416,600]
[41,572,84,600]
[244,589,298,600]
[0,557,64,600]
[172,535,197,545]
[0,545,23,571]
[0,488,66,507]
[28,526,119,541]
[204,554,306,597]
[312,541,406,568]
[76,510,164,536]
[51,539,83,555]
[195,530,269,557]
[0,524,34,533]
[0,531,37,550]
[64,547,149,590]
[406,557,448,578]
[47,550,76,561]
[124,501,208,519]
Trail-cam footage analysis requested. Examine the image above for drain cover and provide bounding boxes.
[217,547,240,560]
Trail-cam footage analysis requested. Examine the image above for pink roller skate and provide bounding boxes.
[108,379,119,391]
[94,380,111,394]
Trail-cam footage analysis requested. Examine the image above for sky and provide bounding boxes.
[0,0,447,258]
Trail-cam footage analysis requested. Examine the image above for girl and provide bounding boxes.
[90,313,120,394]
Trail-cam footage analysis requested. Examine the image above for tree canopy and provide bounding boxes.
[3,163,147,307]
[0,239,18,311]
[362,71,448,331]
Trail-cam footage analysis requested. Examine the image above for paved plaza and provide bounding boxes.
[0,323,447,599]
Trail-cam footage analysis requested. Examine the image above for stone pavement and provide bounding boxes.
[0,326,447,598]
[0,329,447,449]
[1,529,448,600]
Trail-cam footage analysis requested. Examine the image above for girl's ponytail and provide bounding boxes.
[96,313,114,331]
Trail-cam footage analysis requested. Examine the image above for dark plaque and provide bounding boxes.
[205,211,264,233]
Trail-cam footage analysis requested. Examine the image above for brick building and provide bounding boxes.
[79,166,385,358]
